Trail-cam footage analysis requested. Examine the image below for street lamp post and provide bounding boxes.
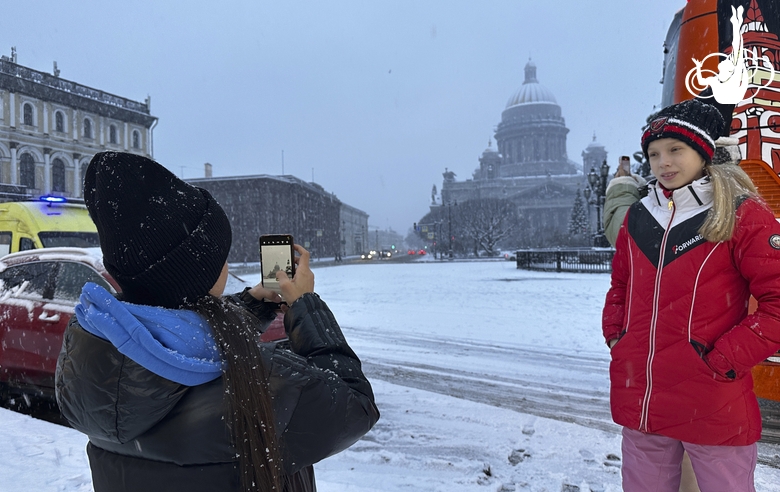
[585,160,611,248]
[445,201,457,259]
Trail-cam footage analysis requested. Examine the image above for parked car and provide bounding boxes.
[0,248,119,402]
[0,250,289,409]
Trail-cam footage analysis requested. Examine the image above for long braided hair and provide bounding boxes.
[190,295,285,492]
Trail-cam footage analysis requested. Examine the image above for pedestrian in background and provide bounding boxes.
[602,99,780,491]
[56,152,379,492]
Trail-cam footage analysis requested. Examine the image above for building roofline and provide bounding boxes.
[0,59,157,126]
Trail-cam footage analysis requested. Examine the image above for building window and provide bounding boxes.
[55,111,64,132]
[23,103,33,126]
[132,130,140,149]
[52,158,66,192]
[83,118,92,139]
[20,153,35,189]
[109,125,117,144]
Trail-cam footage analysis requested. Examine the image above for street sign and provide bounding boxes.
[427,232,434,239]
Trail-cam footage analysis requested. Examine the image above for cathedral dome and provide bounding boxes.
[505,60,557,108]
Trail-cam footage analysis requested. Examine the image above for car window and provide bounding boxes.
[0,261,56,300]
[19,237,36,251]
[38,232,100,248]
[54,262,111,303]
[0,232,11,257]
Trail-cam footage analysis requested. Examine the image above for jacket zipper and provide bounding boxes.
[639,196,675,432]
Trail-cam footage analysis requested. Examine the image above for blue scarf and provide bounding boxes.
[75,282,222,386]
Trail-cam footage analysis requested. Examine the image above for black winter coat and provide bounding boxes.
[55,291,379,492]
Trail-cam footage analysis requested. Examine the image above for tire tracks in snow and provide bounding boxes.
[346,327,780,467]
[344,327,619,434]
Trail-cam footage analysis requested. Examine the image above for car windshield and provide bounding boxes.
[38,232,100,248]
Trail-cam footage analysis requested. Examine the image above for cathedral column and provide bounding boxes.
[73,153,81,197]
[42,103,49,135]
[43,148,51,194]
[9,93,15,128]
[9,142,17,185]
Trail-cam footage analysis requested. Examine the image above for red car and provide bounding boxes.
[0,248,120,401]
[0,249,289,405]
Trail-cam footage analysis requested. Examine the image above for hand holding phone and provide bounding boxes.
[275,244,315,305]
[260,234,295,302]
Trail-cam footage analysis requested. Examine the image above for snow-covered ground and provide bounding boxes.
[3,260,780,491]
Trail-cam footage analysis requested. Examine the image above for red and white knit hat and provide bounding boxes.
[641,98,725,164]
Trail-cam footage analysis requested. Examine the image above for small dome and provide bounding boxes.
[505,60,557,108]
[586,134,604,149]
[482,139,498,155]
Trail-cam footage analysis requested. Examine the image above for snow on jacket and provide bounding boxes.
[603,176,780,446]
[55,290,380,492]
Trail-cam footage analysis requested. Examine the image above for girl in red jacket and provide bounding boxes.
[603,98,780,491]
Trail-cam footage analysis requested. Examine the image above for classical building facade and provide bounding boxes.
[187,174,368,263]
[0,52,157,199]
[437,60,606,243]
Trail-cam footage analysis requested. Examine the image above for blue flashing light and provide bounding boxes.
[39,195,67,207]
[39,195,67,203]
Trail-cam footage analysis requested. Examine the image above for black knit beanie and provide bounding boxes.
[641,99,725,164]
[84,151,232,308]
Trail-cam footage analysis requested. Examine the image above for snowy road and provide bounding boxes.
[346,328,616,433]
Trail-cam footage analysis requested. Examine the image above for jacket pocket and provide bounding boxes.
[689,338,736,382]
[690,339,707,358]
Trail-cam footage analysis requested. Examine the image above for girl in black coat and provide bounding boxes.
[55,151,379,492]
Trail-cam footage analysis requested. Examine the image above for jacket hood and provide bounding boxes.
[75,282,222,386]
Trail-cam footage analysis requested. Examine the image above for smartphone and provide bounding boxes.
[259,234,295,301]
[620,155,631,174]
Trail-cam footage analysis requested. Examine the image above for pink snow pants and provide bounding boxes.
[621,427,757,492]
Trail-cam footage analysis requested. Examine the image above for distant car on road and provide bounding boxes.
[0,248,120,402]
[360,252,374,260]
[418,249,427,256]
[379,250,392,259]
[407,249,416,255]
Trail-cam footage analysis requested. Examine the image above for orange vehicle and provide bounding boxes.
[662,0,780,439]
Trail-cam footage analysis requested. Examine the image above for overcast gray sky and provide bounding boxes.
[4,0,685,234]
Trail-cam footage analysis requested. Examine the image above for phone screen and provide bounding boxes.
[260,235,295,300]
[620,156,631,173]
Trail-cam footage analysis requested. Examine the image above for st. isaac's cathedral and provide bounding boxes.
[436,60,607,243]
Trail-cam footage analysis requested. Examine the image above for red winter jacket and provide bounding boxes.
[603,177,780,446]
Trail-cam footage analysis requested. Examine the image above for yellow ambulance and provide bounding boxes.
[0,197,99,256]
